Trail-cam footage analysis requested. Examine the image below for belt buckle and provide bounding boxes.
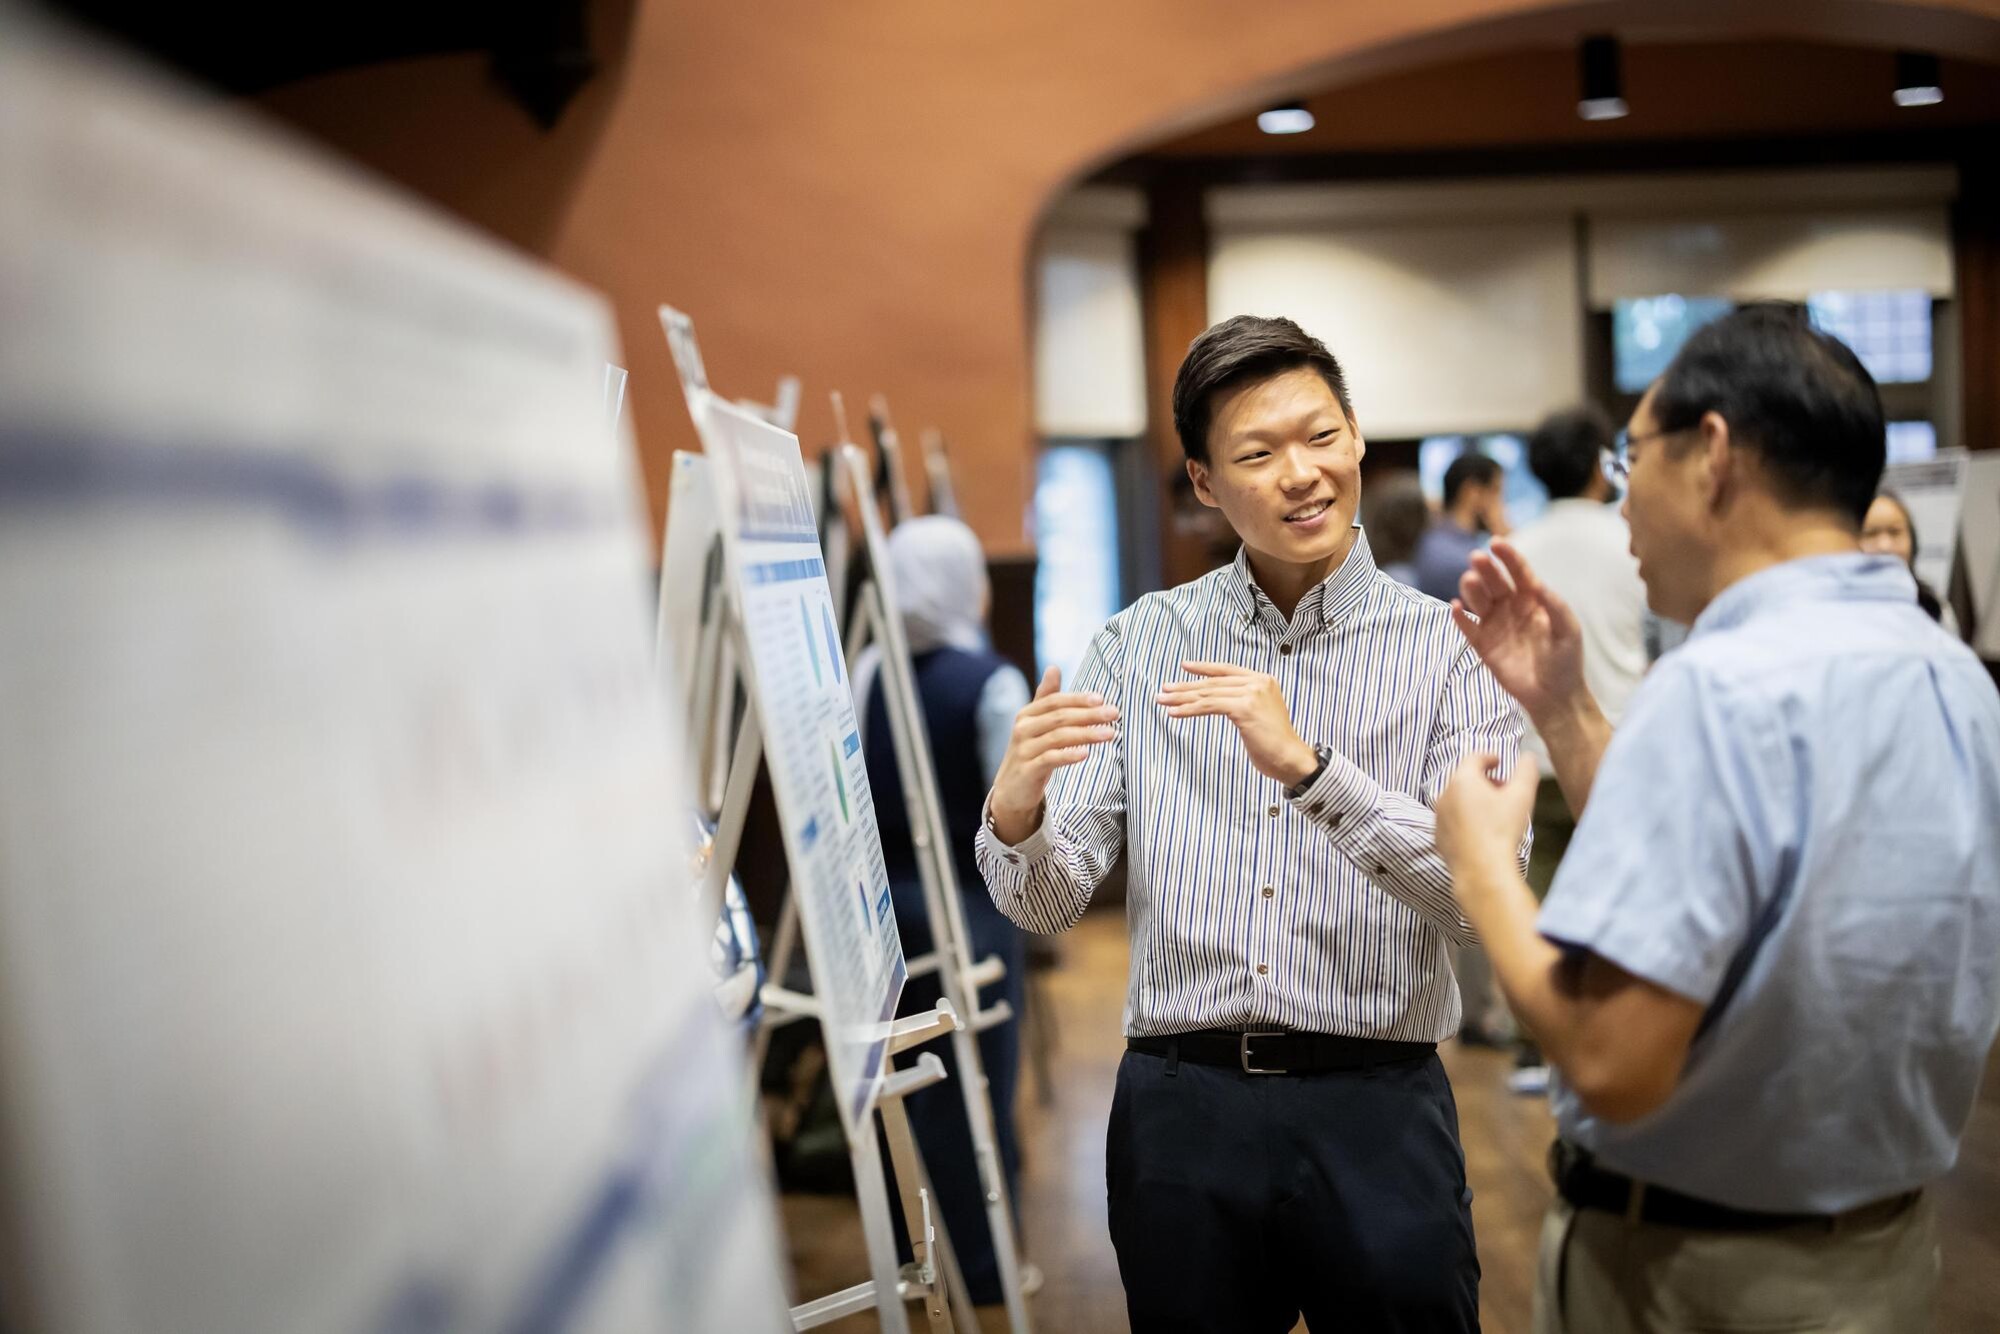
[1239,1030,1288,1075]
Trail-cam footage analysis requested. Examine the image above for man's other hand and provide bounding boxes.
[1435,751,1538,889]
[1157,661,1318,787]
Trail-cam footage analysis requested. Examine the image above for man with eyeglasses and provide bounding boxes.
[1481,405,1650,1094]
[1432,304,2000,1332]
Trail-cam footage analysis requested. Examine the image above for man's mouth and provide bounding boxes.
[1284,500,1332,524]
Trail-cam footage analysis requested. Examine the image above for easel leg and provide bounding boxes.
[752,888,802,1078]
[848,1128,917,1334]
[879,1094,977,1334]
[950,1021,1031,1333]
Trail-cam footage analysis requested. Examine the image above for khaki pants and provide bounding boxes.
[1533,1195,1939,1334]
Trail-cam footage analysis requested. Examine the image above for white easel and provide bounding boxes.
[656,307,980,1334]
[918,427,960,519]
[799,400,1036,1334]
[866,395,919,528]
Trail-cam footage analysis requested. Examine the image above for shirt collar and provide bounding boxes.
[1224,526,1379,637]
[1542,497,1614,517]
[1691,552,1918,639]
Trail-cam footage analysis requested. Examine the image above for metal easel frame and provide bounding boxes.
[768,430,1036,1334]
[668,451,991,1334]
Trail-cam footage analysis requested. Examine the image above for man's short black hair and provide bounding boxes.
[1649,303,1885,526]
[1528,405,1615,500]
[1172,315,1353,463]
[1442,451,1502,509]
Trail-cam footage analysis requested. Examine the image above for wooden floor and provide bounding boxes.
[782,908,2000,1333]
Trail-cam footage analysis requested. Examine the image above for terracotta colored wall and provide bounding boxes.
[256,0,2000,557]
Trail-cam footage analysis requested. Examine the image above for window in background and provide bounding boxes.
[1808,289,1933,383]
[1418,433,1548,530]
[1887,421,1938,465]
[1612,295,1734,393]
[1034,442,1122,683]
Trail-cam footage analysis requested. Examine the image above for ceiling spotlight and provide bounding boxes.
[1257,103,1315,135]
[1577,35,1629,121]
[1895,51,1943,107]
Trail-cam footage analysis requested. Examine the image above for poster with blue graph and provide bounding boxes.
[696,396,906,1136]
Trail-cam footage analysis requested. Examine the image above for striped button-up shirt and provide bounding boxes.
[976,530,1522,1041]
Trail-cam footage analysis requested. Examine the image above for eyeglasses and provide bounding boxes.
[1601,427,1687,483]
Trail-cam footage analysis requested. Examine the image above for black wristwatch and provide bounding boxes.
[1285,744,1332,800]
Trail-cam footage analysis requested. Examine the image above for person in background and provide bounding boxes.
[855,514,1032,1307]
[1413,451,1509,603]
[1436,305,2000,1333]
[1860,488,1947,623]
[980,315,1521,1334]
[1418,457,1524,1046]
[1496,404,1650,1093]
[1363,469,1433,587]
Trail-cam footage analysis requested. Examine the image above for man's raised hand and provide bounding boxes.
[1452,539,1587,723]
[987,665,1119,845]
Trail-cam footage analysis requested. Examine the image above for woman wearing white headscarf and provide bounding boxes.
[855,515,1031,1307]
[852,515,1030,778]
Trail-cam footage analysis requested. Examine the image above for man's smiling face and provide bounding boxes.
[1188,365,1366,574]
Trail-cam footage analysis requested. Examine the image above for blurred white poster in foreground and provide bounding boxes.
[0,14,787,1334]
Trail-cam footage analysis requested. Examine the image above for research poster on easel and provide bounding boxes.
[0,13,786,1334]
[696,396,909,1135]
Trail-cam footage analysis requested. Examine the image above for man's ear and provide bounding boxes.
[1697,409,1733,514]
[1187,457,1220,510]
[1350,415,1366,464]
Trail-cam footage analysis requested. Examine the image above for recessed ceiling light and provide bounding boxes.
[1257,103,1315,135]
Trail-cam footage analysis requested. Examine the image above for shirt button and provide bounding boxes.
[1279,644,1293,656]
[1262,885,1274,899]
[1266,804,1280,818]
[1373,864,1387,875]
[1005,853,1020,864]
[1256,964,1269,975]
[1329,813,1342,828]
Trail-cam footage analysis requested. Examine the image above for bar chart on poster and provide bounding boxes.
[0,14,787,1334]
[694,396,909,1136]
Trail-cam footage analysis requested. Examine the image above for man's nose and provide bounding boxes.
[1277,447,1315,488]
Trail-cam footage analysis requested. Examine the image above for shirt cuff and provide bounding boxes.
[980,794,1052,865]
[1287,746,1379,836]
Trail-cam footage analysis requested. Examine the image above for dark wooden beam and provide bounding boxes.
[1136,179,1217,592]
[1095,127,1999,191]
[1957,163,2000,453]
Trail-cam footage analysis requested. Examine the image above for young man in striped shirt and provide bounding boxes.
[977,315,1520,1333]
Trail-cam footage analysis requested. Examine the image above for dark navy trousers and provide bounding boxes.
[1107,1045,1480,1333]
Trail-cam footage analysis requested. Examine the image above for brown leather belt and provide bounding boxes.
[1550,1141,1920,1233]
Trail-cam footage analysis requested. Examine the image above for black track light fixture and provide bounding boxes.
[1895,51,1943,107]
[1578,35,1628,121]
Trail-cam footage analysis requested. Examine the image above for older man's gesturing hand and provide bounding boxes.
[1157,661,1320,787]
[1435,750,1540,892]
[1452,539,1588,723]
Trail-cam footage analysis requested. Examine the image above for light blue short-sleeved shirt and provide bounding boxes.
[1540,553,2000,1214]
